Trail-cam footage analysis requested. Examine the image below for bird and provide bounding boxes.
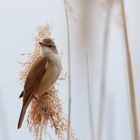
[17,38,62,129]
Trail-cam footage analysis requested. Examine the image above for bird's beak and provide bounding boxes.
[39,42,43,46]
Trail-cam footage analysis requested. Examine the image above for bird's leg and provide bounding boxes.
[40,104,48,114]
[33,95,48,114]
[33,95,40,104]
[41,92,49,97]
[40,92,48,113]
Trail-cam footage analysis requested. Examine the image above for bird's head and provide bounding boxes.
[39,38,58,56]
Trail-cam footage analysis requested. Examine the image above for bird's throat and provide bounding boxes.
[40,47,53,57]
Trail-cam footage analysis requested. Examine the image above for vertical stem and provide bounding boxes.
[98,4,112,140]
[64,1,72,140]
[80,1,94,139]
[120,0,139,140]
[86,54,94,140]
[39,116,44,140]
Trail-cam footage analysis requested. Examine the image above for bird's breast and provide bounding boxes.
[37,54,62,96]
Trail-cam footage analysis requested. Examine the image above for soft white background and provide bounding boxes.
[0,0,139,140]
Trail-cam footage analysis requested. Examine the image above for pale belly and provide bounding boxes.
[36,63,61,97]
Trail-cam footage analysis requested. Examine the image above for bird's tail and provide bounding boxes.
[17,96,32,129]
[17,105,26,129]
[19,91,24,98]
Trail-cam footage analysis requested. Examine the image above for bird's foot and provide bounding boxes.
[33,95,48,114]
[33,95,40,104]
[42,92,49,97]
[40,104,48,113]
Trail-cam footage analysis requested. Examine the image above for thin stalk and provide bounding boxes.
[81,1,94,139]
[98,4,112,140]
[64,1,72,140]
[39,116,44,140]
[120,0,139,140]
[86,53,94,140]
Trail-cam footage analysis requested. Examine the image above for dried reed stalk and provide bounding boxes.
[79,1,95,139]
[120,0,139,140]
[27,88,68,140]
[39,116,44,140]
[98,1,113,140]
[64,1,72,140]
[85,54,94,140]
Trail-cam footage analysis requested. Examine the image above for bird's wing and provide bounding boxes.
[23,56,48,104]
[17,56,48,129]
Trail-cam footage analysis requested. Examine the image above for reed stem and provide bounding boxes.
[86,54,94,140]
[39,116,44,140]
[120,0,139,139]
[64,1,72,140]
[98,3,112,140]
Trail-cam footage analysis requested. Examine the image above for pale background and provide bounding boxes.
[0,0,140,140]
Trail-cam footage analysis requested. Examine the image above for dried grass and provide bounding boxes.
[64,1,72,140]
[65,1,77,23]
[27,88,67,139]
[19,24,77,140]
[120,0,139,139]
[98,1,114,140]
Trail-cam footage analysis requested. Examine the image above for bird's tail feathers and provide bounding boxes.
[17,96,32,129]
[19,91,24,98]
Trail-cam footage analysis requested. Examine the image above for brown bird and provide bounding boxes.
[18,38,62,129]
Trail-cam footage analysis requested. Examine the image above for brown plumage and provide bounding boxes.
[18,38,62,129]
[18,57,47,129]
